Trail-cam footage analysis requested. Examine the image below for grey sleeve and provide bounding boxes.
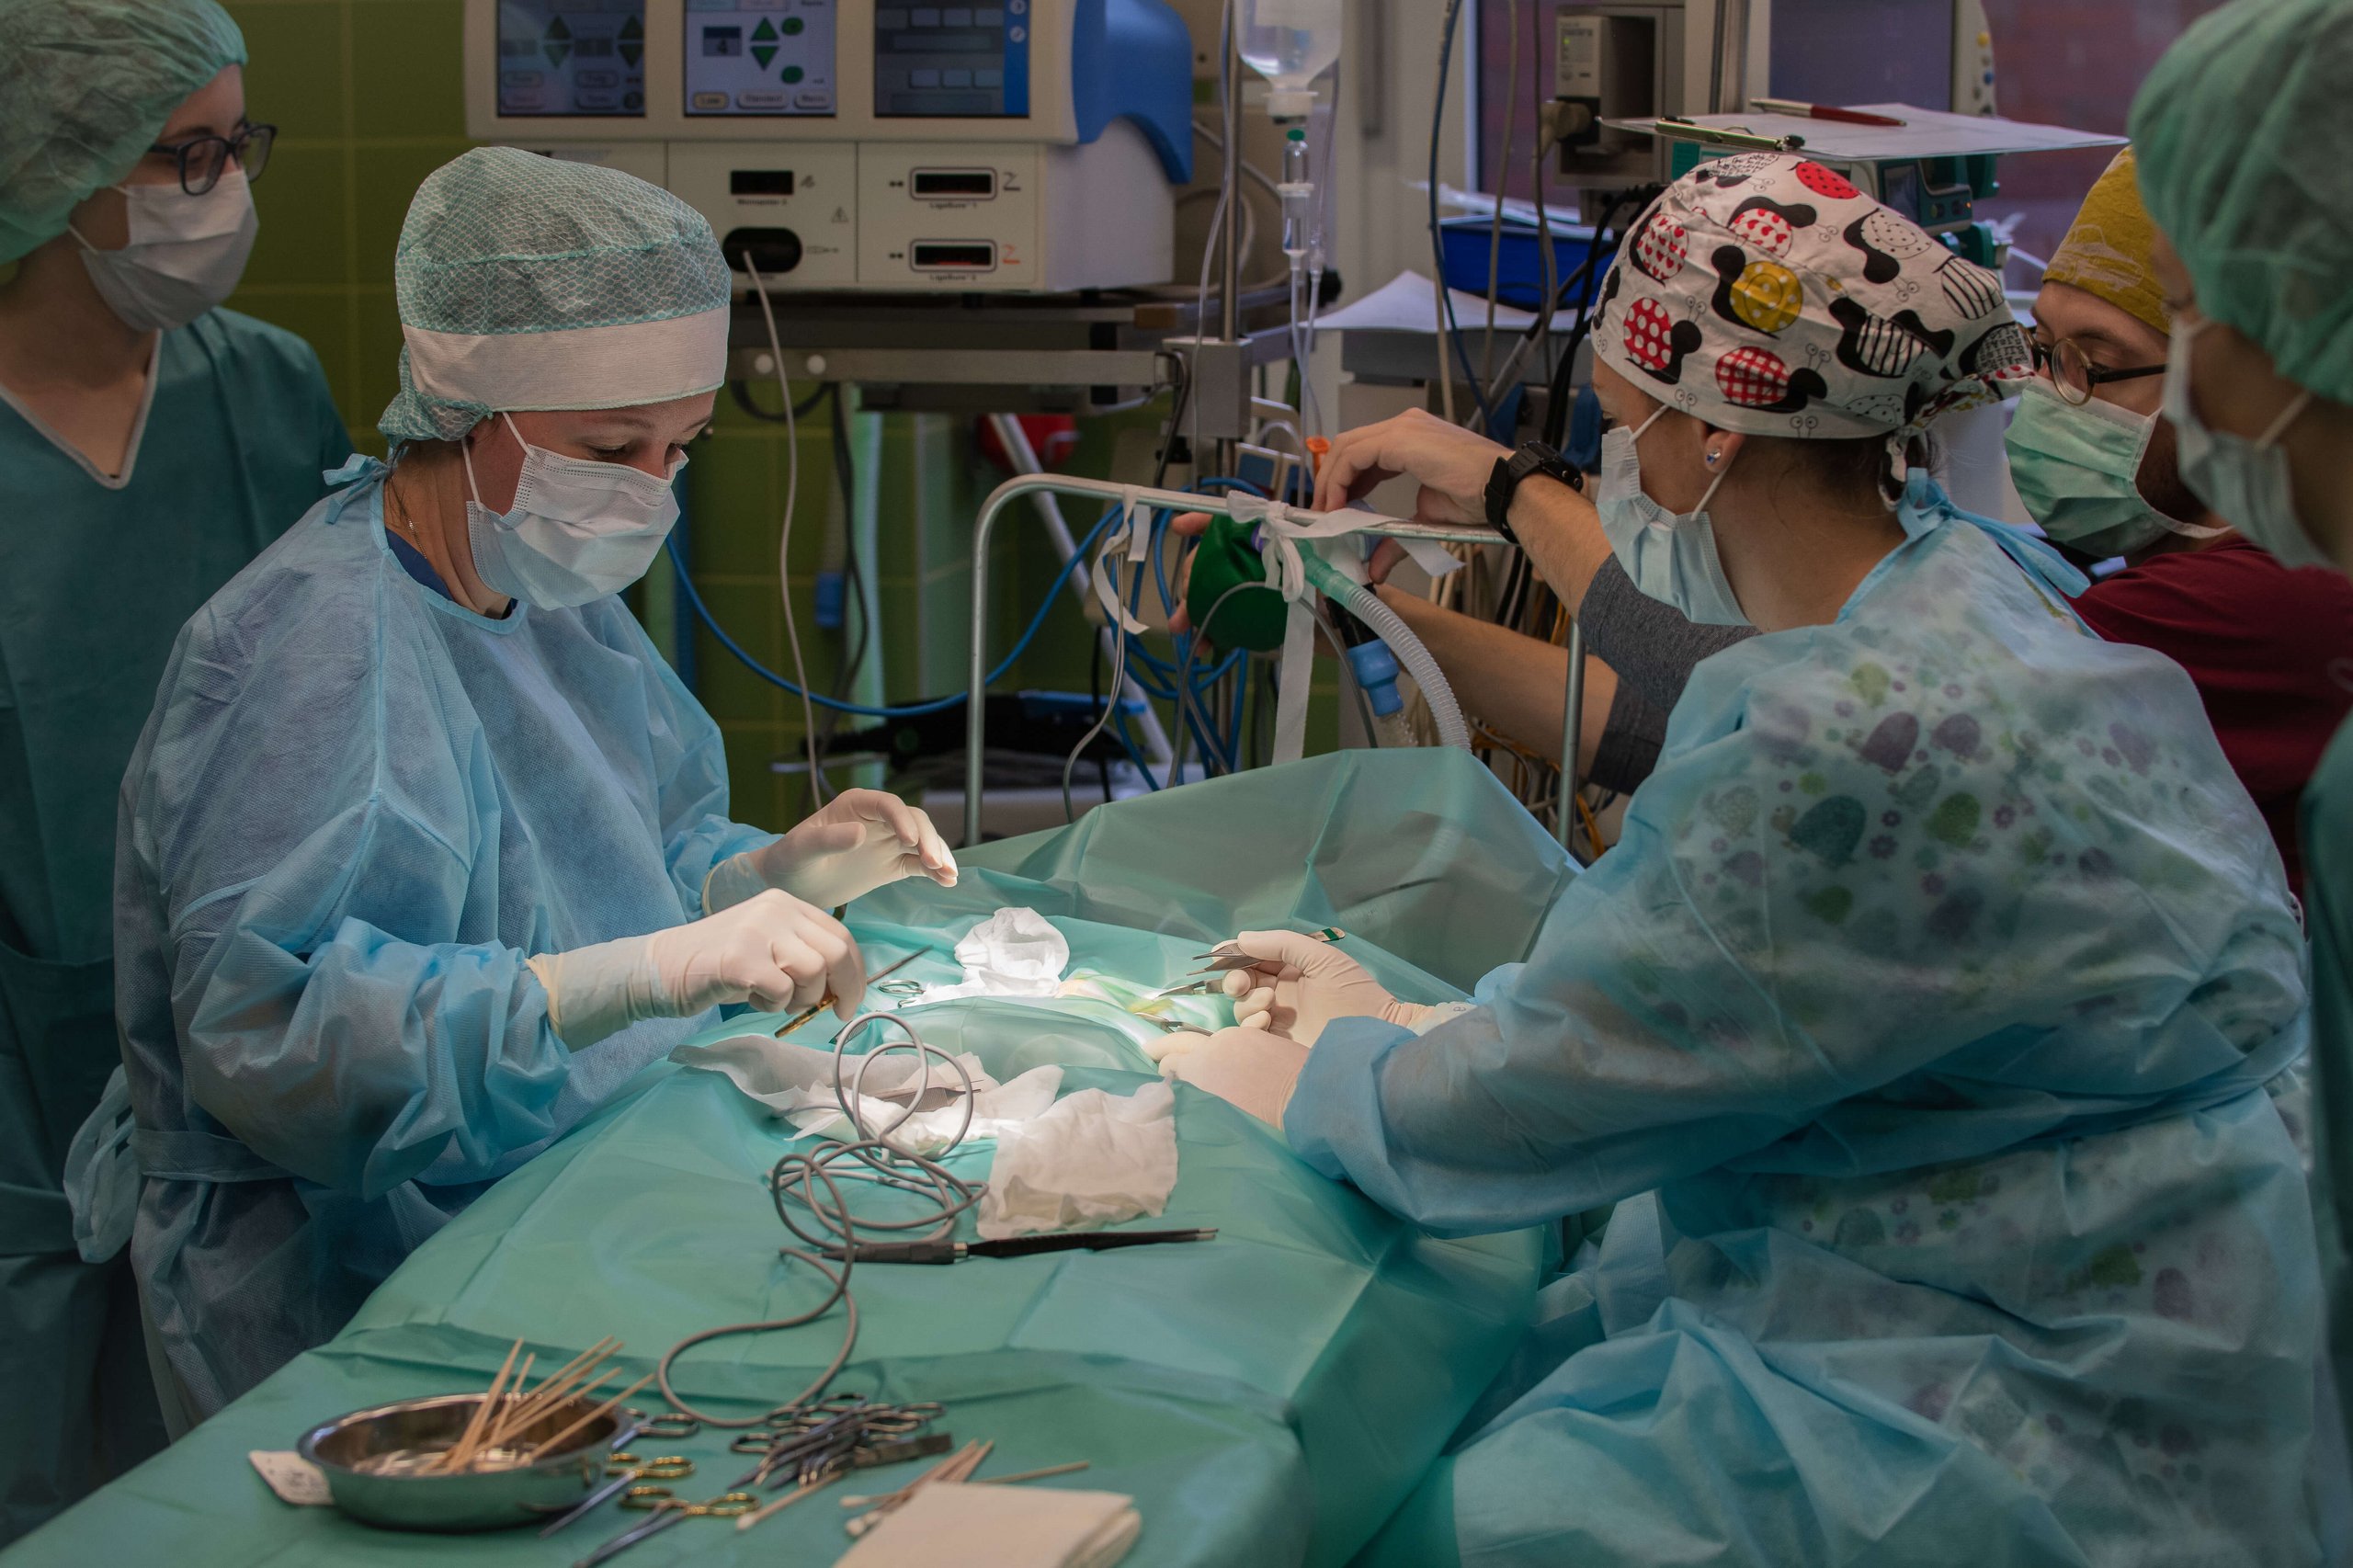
[1586,677,1670,796]
[1577,555,1757,715]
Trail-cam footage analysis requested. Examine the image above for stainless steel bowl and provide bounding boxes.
[297,1392,621,1531]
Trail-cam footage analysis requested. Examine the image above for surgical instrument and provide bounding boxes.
[822,1228,1219,1265]
[571,1487,758,1568]
[535,1447,696,1539]
[773,950,923,1037]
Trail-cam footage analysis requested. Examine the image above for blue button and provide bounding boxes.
[942,67,972,85]
[910,67,941,86]
[943,6,972,23]
[974,66,1002,86]
[1983,70,1994,83]
[1006,23,1024,40]
[911,6,939,22]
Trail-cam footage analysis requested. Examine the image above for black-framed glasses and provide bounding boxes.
[146,120,277,196]
[2030,335,2165,406]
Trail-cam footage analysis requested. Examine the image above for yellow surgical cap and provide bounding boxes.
[2040,149,2169,337]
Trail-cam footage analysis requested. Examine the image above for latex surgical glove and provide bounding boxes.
[1220,929,1433,1045]
[526,890,864,1049]
[706,789,958,913]
[1157,1026,1309,1126]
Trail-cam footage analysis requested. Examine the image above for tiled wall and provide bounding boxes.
[217,0,1331,831]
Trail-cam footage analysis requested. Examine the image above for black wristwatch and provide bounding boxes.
[1484,440,1578,546]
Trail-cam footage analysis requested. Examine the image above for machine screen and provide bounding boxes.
[685,0,838,116]
[497,0,646,116]
[1768,0,1955,110]
[873,2,1029,118]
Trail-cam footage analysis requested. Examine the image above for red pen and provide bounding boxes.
[1751,97,1908,128]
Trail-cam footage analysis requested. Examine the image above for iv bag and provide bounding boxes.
[1240,0,1341,119]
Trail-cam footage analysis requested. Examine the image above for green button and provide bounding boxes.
[781,63,804,82]
[751,16,777,39]
[782,16,804,32]
[751,42,777,67]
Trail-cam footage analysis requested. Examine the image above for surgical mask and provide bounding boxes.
[2163,315,2330,570]
[71,169,257,333]
[1595,406,1748,626]
[2004,378,2224,560]
[462,415,684,609]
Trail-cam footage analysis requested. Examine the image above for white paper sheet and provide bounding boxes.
[1316,269,1582,335]
[1603,104,2127,161]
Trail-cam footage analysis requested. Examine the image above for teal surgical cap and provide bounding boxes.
[0,0,246,265]
[379,147,734,445]
[2131,0,2353,405]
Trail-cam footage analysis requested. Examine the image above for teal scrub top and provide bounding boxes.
[0,304,346,1541]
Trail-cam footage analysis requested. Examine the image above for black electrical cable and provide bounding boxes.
[732,376,834,426]
[1540,189,1654,450]
[1428,0,1495,431]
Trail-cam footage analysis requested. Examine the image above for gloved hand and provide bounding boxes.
[1157,1026,1310,1126]
[1219,929,1432,1045]
[527,890,865,1049]
[706,789,958,913]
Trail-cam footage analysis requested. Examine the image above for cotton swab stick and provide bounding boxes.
[523,1370,657,1463]
[488,1342,622,1447]
[429,1337,525,1473]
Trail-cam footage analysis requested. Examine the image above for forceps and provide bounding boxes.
[571,1488,757,1568]
[773,951,923,1036]
[537,1411,705,1537]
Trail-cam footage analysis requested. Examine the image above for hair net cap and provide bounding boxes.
[0,0,246,265]
[2042,148,2169,338]
[379,147,733,445]
[2131,0,2353,406]
[1593,153,2029,447]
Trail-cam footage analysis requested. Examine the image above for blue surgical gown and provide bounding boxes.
[111,463,775,1415]
[1299,477,2319,1566]
[0,307,345,1540]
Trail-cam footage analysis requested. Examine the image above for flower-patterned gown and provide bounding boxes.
[1293,476,2318,1567]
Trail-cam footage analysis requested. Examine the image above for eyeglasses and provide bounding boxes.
[145,121,277,197]
[2030,335,2165,406]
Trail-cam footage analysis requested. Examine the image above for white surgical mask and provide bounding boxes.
[2163,315,2328,570]
[462,415,684,609]
[1596,405,1749,626]
[71,168,257,332]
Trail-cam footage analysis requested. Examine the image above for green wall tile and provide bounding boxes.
[227,289,351,399]
[349,289,403,449]
[242,146,352,287]
[353,141,477,285]
[351,0,470,141]
[227,1,350,140]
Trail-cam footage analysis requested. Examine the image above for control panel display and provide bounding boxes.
[873,2,1029,118]
[685,0,838,117]
[496,0,646,117]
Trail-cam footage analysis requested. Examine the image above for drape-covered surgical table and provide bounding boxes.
[6,750,1572,1567]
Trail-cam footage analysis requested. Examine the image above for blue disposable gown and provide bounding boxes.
[1298,477,2318,1567]
[0,308,345,1540]
[111,463,775,1415]
[2302,717,2353,1463]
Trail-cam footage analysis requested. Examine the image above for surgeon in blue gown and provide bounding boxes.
[82,147,960,1419]
[0,0,346,1540]
[1164,158,2320,1565]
